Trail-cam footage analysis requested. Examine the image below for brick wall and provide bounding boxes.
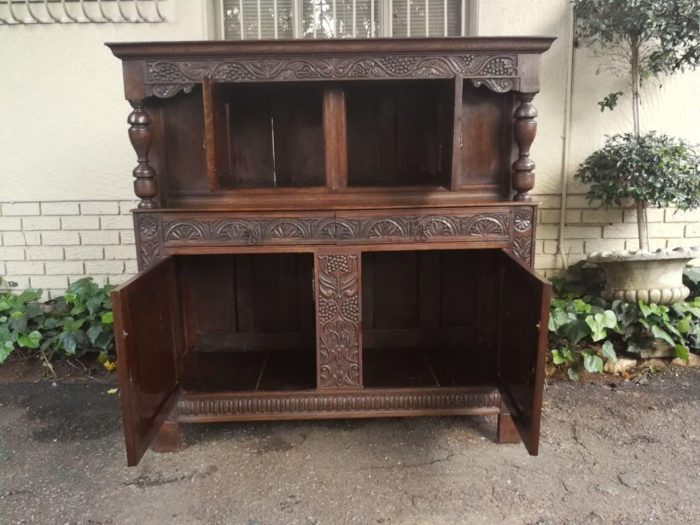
[3,197,700,297]
[534,194,700,278]
[0,201,138,298]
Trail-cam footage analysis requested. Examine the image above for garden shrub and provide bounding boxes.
[0,278,115,368]
[548,262,699,379]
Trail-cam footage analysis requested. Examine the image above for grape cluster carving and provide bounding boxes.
[317,254,361,388]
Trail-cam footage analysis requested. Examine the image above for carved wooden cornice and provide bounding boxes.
[144,54,518,97]
[107,37,555,99]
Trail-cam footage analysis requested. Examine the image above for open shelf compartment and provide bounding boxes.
[179,253,317,392]
[345,80,454,188]
[204,80,326,190]
[361,249,497,388]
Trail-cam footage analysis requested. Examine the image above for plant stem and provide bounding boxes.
[631,37,647,251]
[631,38,641,138]
[636,201,650,251]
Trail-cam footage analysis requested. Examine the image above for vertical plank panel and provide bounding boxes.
[202,76,218,192]
[323,86,348,190]
[450,75,464,190]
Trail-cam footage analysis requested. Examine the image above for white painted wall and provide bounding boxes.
[0,0,211,202]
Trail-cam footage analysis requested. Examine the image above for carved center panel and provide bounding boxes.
[316,254,362,389]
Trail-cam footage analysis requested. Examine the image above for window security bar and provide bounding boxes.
[0,0,166,24]
[221,0,467,40]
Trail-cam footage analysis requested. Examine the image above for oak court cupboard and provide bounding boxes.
[107,37,554,466]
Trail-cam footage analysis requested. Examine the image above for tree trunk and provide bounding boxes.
[636,202,649,252]
[631,40,641,138]
[631,41,646,251]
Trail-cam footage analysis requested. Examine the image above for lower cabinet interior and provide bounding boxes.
[177,249,499,393]
[361,250,497,388]
[179,253,316,392]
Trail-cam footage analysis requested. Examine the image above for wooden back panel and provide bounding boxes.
[204,84,326,189]
[455,83,513,191]
[346,80,452,187]
[156,89,208,198]
[362,249,493,350]
[179,253,315,353]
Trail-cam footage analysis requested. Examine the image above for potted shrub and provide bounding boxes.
[573,0,700,304]
[576,132,700,303]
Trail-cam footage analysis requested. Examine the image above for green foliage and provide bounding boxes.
[598,91,624,112]
[0,278,114,366]
[549,293,621,377]
[548,262,699,378]
[574,0,700,104]
[574,132,700,210]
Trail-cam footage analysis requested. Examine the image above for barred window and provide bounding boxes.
[219,0,473,40]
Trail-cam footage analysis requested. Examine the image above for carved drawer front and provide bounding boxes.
[161,212,336,247]
[137,206,535,269]
[334,209,512,244]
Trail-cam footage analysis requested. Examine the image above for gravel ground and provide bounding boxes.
[0,367,698,525]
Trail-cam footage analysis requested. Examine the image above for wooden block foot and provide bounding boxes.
[497,413,521,444]
[151,420,182,453]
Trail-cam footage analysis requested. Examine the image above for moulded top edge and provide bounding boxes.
[106,37,556,59]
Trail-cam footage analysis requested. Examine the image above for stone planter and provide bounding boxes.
[588,247,700,304]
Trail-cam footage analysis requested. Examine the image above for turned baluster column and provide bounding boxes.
[512,93,538,201]
[128,100,158,209]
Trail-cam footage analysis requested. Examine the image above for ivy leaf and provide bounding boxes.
[585,314,608,341]
[565,319,591,344]
[63,318,85,333]
[651,324,675,346]
[675,316,691,335]
[94,331,113,351]
[101,311,113,325]
[0,341,14,364]
[583,352,604,374]
[602,310,618,329]
[42,317,61,330]
[674,344,690,363]
[601,340,617,362]
[18,330,42,349]
[552,350,567,365]
[573,299,592,314]
[639,301,654,318]
[567,368,579,381]
[87,325,103,345]
[58,332,77,355]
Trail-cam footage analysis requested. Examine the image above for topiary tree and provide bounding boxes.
[575,132,700,231]
[573,0,700,250]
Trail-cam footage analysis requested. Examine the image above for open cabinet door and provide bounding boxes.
[112,256,181,466]
[496,250,552,455]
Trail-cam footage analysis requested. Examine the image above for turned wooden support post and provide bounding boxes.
[512,93,538,201]
[128,100,158,209]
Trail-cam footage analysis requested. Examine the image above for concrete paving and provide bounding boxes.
[1,368,698,524]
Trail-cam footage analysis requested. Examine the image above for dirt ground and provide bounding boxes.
[0,367,698,525]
